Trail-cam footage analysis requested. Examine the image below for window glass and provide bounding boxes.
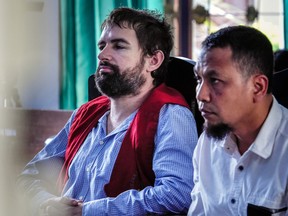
[165,0,285,60]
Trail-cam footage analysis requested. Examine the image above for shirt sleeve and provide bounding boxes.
[187,133,206,216]
[16,110,77,215]
[82,104,198,215]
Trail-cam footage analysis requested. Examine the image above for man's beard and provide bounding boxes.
[204,121,232,140]
[95,58,146,98]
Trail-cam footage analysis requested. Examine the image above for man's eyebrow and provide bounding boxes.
[97,38,130,46]
[110,38,130,44]
[193,64,201,75]
[206,70,218,76]
[194,67,220,77]
[201,70,222,79]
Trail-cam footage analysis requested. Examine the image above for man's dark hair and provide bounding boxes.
[101,7,174,86]
[201,25,274,93]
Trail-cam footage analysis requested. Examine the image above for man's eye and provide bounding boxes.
[114,44,125,49]
[194,75,202,84]
[98,45,105,51]
[115,45,125,49]
[210,78,220,84]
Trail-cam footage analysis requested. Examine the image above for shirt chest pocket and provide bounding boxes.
[246,192,287,216]
[247,203,287,216]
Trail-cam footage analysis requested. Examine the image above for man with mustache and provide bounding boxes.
[188,26,288,215]
[17,7,198,216]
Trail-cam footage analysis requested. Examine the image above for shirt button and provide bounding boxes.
[231,198,236,204]
[99,140,104,145]
[79,196,83,200]
[238,165,244,171]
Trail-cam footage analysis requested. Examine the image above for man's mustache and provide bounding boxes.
[97,61,119,73]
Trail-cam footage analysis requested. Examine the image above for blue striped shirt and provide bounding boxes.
[20,104,198,215]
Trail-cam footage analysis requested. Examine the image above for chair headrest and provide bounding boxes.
[273,68,288,95]
[165,56,196,107]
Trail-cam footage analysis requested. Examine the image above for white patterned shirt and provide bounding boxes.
[188,98,288,216]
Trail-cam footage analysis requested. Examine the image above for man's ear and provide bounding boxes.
[146,50,165,72]
[252,74,269,102]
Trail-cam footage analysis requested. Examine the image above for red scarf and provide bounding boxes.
[59,84,189,197]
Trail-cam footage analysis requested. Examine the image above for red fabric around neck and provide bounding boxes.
[59,84,189,197]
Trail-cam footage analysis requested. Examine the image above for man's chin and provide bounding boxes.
[204,121,232,140]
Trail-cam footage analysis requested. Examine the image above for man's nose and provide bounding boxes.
[98,46,112,61]
[196,82,210,103]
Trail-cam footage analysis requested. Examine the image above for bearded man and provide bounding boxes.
[188,26,288,216]
[17,7,198,216]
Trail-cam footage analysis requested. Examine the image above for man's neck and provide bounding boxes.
[234,96,273,155]
[106,85,155,134]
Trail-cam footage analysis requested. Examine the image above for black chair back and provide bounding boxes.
[273,68,288,108]
[165,56,203,135]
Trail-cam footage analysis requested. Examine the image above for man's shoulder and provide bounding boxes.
[77,96,110,112]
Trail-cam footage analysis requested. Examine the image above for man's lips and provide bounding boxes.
[98,65,113,73]
[199,108,216,119]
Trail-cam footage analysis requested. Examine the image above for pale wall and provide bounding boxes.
[1,0,60,110]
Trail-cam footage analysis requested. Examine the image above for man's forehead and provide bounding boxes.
[103,22,133,32]
[100,25,136,41]
[197,47,233,66]
[194,52,209,72]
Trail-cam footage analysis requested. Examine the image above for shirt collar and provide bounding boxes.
[249,97,282,158]
[98,110,138,136]
[220,97,282,159]
[220,134,239,157]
